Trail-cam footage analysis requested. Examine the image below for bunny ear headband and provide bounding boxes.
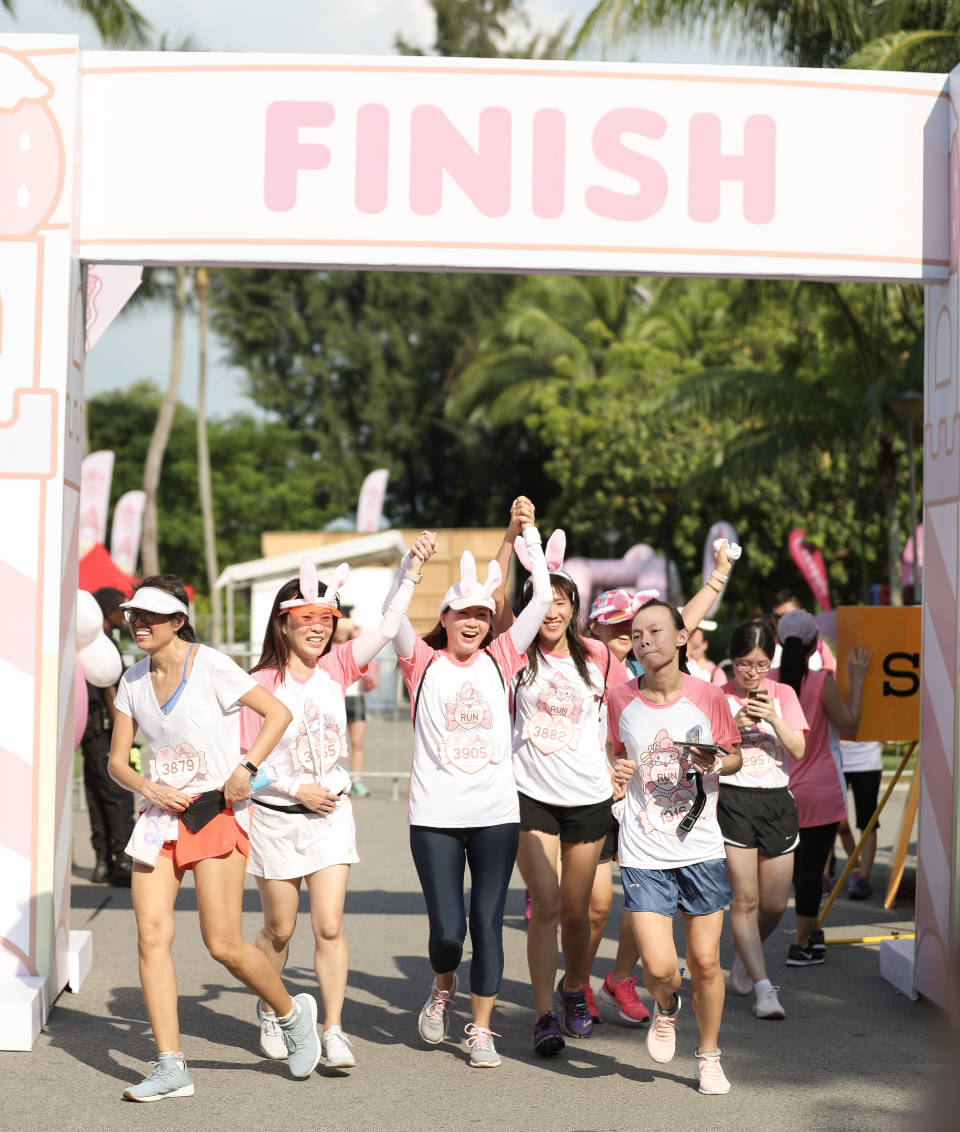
[515,529,571,590]
[279,556,349,613]
[440,550,502,613]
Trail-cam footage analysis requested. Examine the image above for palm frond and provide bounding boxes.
[846,28,959,70]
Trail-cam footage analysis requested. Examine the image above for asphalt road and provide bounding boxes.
[1,716,950,1130]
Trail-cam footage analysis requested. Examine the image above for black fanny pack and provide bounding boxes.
[180,789,227,833]
[252,788,349,817]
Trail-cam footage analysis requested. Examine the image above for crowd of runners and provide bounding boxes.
[104,497,873,1101]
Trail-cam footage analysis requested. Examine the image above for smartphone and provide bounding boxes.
[748,689,766,701]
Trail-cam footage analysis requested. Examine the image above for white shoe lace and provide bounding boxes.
[464,1023,499,1052]
[653,1005,677,1042]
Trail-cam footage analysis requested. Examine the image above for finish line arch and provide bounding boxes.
[0,33,957,1048]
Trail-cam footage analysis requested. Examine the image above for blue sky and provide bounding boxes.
[0,1,769,417]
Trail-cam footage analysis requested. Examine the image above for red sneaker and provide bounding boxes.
[598,973,650,1024]
[583,983,602,1025]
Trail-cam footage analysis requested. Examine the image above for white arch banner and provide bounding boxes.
[1,34,958,1048]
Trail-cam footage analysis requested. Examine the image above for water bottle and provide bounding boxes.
[249,765,278,792]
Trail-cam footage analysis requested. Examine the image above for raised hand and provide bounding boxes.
[847,644,873,682]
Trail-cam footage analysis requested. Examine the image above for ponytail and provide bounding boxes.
[779,637,809,696]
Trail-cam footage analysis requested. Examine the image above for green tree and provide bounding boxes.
[87,383,337,589]
[1,0,151,45]
[573,0,960,71]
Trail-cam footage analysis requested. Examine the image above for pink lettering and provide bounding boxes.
[532,109,565,220]
[409,105,511,217]
[688,113,776,224]
[585,108,667,221]
[356,103,389,215]
[264,101,334,212]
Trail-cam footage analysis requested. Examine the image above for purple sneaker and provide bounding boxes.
[556,978,593,1038]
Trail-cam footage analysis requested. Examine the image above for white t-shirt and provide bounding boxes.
[114,644,256,829]
[239,641,364,803]
[721,677,809,790]
[607,673,741,869]
[836,738,883,773]
[512,639,617,807]
[399,633,527,828]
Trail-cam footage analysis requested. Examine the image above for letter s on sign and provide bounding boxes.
[882,652,919,698]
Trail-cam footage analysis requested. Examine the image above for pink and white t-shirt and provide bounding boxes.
[512,639,618,807]
[721,677,808,790]
[239,641,364,803]
[399,633,527,828]
[114,644,257,830]
[608,674,740,869]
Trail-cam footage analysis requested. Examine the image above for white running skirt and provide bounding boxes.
[248,796,360,880]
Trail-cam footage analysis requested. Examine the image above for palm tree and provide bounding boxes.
[141,265,187,576]
[194,267,222,644]
[573,1,960,72]
[1,0,152,45]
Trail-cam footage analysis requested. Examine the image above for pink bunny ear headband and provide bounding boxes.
[279,557,349,613]
[440,551,502,613]
[515,529,571,591]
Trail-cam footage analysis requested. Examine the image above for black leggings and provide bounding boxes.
[409,823,520,997]
[793,821,839,918]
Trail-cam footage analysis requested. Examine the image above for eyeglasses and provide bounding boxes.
[286,606,337,627]
[733,659,771,673]
[124,608,169,626]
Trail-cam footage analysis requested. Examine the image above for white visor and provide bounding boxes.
[120,586,189,617]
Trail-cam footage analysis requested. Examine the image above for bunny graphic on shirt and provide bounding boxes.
[634,729,697,836]
[522,671,585,756]
[438,680,500,774]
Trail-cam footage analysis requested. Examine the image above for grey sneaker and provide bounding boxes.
[465,1023,501,1068]
[123,1055,194,1102]
[258,1000,288,1060]
[418,973,458,1044]
[278,993,321,1078]
[322,1025,356,1068]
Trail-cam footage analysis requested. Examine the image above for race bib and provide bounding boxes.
[438,734,497,774]
[150,742,207,789]
[523,710,580,756]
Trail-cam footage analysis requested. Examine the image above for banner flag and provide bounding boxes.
[788,528,831,611]
[79,450,114,555]
[356,469,389,533]
[110,489,146,575]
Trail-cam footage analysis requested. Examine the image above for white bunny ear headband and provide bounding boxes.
[515,529,570,590]
[279,556,349,613]
[440,551,502,613]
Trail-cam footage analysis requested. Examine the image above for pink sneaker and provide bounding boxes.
[598,973,650,1024]
[696,1049,731,1094]
[646,994,680,1063]
[583,984,602,1025]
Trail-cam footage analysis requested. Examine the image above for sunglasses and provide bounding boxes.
[124,608,172,626]
[286,606,338,627]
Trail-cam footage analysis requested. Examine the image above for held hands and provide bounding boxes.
[743,690,777,724]
[847,644,873,682]
[510,496,535,533]
[224,765,254,804]
[142,779,191,813]
[409,530,439,570]
[296,782,340,814]
[613,757,636,787]
[690,747,723,774]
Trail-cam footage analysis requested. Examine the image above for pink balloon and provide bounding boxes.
[73,665,88,750]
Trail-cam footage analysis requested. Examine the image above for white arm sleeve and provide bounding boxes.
[508,528,551,653]
[382,550,419,660]
[354,575,418,666]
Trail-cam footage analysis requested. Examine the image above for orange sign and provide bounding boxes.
[835,606,921,741]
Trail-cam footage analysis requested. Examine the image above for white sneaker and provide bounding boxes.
[753,984,786,1020]
[696,1050,731,1095]
[418,973,458,1044]
[257,1000,288,1060]
[322,1025,356,1068]
[465,1023,501,1068]
[728,953,752,997]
